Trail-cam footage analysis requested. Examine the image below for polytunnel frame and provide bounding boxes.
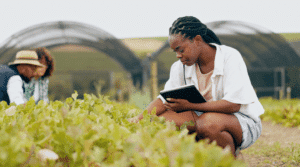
[150,20,300,69]
[0,21,144,87]
[147,20,300,98]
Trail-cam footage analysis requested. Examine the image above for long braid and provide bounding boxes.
[169,16,221,45]
[170,16,220,126]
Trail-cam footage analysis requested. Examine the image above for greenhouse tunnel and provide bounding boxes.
[149,21,300,98]
[0,21,144,91]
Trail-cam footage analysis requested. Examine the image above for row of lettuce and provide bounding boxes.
[259,97,300,128]
[0,92,244,167]
[1,93,298,166]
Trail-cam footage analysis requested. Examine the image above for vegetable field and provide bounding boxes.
[1,33,300,166]
[240,97,300,166]
[0,92,244,166]
[1,92,300,166]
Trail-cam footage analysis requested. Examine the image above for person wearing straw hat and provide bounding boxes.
[23,47,55,104]
[0,50,45,105]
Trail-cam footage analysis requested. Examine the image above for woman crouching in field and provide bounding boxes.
[129,16,264,157]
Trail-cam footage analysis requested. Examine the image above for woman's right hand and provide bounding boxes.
[164,98,191,113]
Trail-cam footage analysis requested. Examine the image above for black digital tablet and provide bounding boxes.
[160,84,206,103]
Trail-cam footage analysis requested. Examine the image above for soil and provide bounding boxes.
[237,121,300,166]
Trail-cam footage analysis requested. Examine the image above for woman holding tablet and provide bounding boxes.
[129,16,264,157]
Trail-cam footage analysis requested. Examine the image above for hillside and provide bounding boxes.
[120,37,167,58]
[279,33,300,42]
[46,33,300,100]
[120,33,300,55]
[49,33,299,56]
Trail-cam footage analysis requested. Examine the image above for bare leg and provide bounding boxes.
[158,110,243,157]
[158,110,197,132]
[195,112,243,157]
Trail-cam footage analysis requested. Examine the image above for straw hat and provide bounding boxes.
[8,50,46,67]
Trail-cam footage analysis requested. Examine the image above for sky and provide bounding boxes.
[0,0,299,42]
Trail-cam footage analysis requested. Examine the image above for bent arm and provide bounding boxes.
[190,100,241,114]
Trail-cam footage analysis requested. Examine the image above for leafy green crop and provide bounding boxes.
[260,97,300,128]
[0,92,244,166]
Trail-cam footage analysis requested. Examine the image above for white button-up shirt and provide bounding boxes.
[7,75,26,105]
[158,43,264,122]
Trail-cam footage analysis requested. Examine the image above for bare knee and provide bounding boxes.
[195,113,221,138]
[194,112,239,156]
[159,110,196,131]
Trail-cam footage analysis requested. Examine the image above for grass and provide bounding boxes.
[51,51,126,72]
[279,33,300,42]
[259,97,300,128]
[47,33,300,101]
[122,33,300,43]
[121,36,168,43]
[241,141,300,166]
[48,51,132,100]
[123,34,300,43]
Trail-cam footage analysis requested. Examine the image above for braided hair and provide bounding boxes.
[169,16,221,45]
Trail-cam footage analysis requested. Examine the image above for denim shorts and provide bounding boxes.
[194,111,262,151]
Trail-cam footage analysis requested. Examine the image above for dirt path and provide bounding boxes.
[258,121,300,147]
[238,121,300,166]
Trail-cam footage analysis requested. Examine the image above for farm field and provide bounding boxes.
[0,92,245,166]
[46,33,300,100]
[48,46,132,100]
[238,121,300,167]
[240,121,300,166]
[20,33,299,166]
[47,37,168,100]
[279,33,300,42]
[239,98,300,166]
[1,92,300,166]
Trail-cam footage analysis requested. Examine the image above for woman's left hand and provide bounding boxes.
[164,98,191,112]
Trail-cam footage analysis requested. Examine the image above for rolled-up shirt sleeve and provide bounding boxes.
[7,75,25,105]
[222,51,257,104]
